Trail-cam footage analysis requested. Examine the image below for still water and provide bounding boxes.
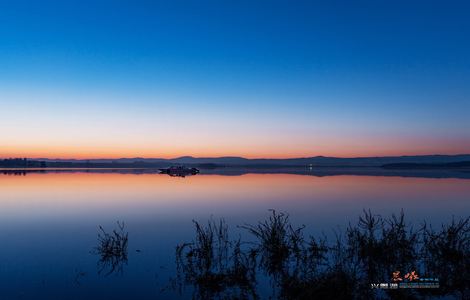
[0,171,468,299]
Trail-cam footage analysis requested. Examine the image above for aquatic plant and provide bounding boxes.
[93,221,128,276]
[422,217,470,299]
[173,210,470,300]
[175,218,257,299]
[240,210,305,276]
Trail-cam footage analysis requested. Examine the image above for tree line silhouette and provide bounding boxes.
[0,158,46,168]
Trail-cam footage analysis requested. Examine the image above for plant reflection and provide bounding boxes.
[174,219,258,299]
[93,221,128,276]
[173,210,469,299]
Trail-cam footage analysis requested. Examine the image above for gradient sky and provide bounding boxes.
[1,0,469,159]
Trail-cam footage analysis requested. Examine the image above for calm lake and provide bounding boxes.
[0,170,468,299]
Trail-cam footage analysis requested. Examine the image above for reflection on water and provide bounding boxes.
[1,170,28,176]
[93,221,128,276]
[1,166,470,179]
[173,210,469,299]
[0,171,468,299]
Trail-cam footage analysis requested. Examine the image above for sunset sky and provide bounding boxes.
[1,1,469,159]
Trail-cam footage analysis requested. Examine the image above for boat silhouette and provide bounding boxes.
[159,166,200,177]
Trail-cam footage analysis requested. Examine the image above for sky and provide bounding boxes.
[1,0,469,159]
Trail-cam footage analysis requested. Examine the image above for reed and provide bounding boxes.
[173,210,470,299]
[93,221,128,276]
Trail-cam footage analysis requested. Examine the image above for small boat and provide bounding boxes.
[159,166,200,177]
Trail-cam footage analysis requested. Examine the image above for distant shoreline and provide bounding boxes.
[2,154,470,169]
[1,163,470,170]
[2,165,469,180]
[382,161,470,170]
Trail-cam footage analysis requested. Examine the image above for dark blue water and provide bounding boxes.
[0,171,468,299]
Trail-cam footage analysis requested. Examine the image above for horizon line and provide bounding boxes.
[2,153,470,161]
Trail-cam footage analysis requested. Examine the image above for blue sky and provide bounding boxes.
[1,0,469,158]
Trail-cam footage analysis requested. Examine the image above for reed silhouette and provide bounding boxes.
[173,210,469,300]
[174,219,258,299]
[421,217,470,298]
[93,221,128,276]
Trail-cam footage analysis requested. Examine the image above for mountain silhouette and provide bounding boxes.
[30,154,470,167]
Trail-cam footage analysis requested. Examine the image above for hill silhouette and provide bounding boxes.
[29,154,470,168]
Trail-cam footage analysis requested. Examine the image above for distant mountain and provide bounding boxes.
[33,154,470,168]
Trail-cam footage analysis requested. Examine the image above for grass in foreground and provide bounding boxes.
[174,210,469,300]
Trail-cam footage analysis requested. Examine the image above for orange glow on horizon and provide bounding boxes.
[1,149,469,160]
[1,134,469,159]
[2,151,470,160]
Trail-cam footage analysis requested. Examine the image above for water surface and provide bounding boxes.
[0,171,468,299]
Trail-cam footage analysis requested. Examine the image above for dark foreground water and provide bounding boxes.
[0,170,468,299]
